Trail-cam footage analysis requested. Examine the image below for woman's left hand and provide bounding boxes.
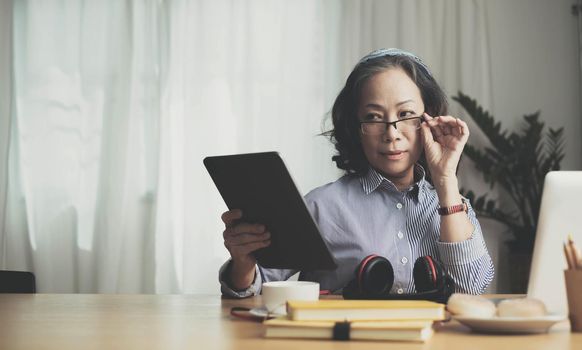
[420,113,469,181]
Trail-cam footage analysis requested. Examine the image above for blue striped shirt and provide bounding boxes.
[219,165,494,297]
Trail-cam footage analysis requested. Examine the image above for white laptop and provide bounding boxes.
[527,171,582,315]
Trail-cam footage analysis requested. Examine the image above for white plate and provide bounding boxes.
[454,314,567,334]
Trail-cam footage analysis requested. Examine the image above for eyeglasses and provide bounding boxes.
[360,116,423,136]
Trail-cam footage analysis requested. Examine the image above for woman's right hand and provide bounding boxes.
[221,209,271,289]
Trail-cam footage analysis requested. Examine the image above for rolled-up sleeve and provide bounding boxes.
[218,260,263,298]
[436,200,494,294]
[218,259,298,298]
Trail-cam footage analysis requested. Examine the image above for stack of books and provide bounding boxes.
[264,299,445,342]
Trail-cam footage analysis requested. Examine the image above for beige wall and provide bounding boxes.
[488,0,580,169]
[480,0,581,292]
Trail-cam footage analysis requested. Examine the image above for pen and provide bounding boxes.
[567,234,582,270]
[574,246,582,269]
[564,242,575,269]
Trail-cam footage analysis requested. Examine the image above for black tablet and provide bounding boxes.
[204,152,337,270]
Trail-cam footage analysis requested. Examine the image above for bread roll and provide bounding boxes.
[447,293,496,318]
[497,298,547,317]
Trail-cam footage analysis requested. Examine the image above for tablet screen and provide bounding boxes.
[204,152,337,270]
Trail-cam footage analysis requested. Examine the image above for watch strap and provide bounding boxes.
[437,199,468,216]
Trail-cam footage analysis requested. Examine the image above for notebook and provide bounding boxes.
[286,300,445,322]
[527,171,582,314]
[264,318,434,342]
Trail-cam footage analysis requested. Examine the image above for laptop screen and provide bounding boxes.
[527,171,582,314]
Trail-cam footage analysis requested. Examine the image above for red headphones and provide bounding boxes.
[343,254,454,304]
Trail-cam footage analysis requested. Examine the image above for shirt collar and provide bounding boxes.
[359,165,429,200]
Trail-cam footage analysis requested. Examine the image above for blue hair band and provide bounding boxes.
[356,48,432,77]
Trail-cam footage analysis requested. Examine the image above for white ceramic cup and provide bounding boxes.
[262,281,320,315]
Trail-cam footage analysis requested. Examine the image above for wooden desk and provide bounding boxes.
[0,294,580,350]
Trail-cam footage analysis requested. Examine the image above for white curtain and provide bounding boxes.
[0,0,492,293]
[578,0,582,138]
[0,0,14,274]
[341,0,493,102]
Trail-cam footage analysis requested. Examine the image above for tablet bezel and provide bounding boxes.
[204,151,337,270]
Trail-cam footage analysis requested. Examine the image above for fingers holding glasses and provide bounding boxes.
[422,114,469,142]
[442,115,470,142]
[422,114,443,138]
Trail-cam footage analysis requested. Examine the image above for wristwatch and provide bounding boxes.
[437,198,468,216]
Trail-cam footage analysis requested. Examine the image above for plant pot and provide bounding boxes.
[507,253,533,294]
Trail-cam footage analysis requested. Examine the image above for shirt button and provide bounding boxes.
[401,257,408,264]
[397,288,404,294]
[397,231,404,239]
[396,203,403,209]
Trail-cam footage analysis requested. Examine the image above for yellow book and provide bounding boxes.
[264,318,434,342]
[286,300,445,321]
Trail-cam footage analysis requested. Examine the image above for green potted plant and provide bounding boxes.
[452,92,565,293]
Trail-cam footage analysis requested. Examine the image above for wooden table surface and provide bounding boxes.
[0,293,580,350]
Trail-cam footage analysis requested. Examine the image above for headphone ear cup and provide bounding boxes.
[433,259,448,289]
[431,258,446,288]
[413,256,445,293]
[443,275,455,294]
[357,255,394,297]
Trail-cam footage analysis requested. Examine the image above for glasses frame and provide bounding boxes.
[359,116,424,136]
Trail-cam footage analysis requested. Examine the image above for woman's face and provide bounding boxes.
[358,67,424,187]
